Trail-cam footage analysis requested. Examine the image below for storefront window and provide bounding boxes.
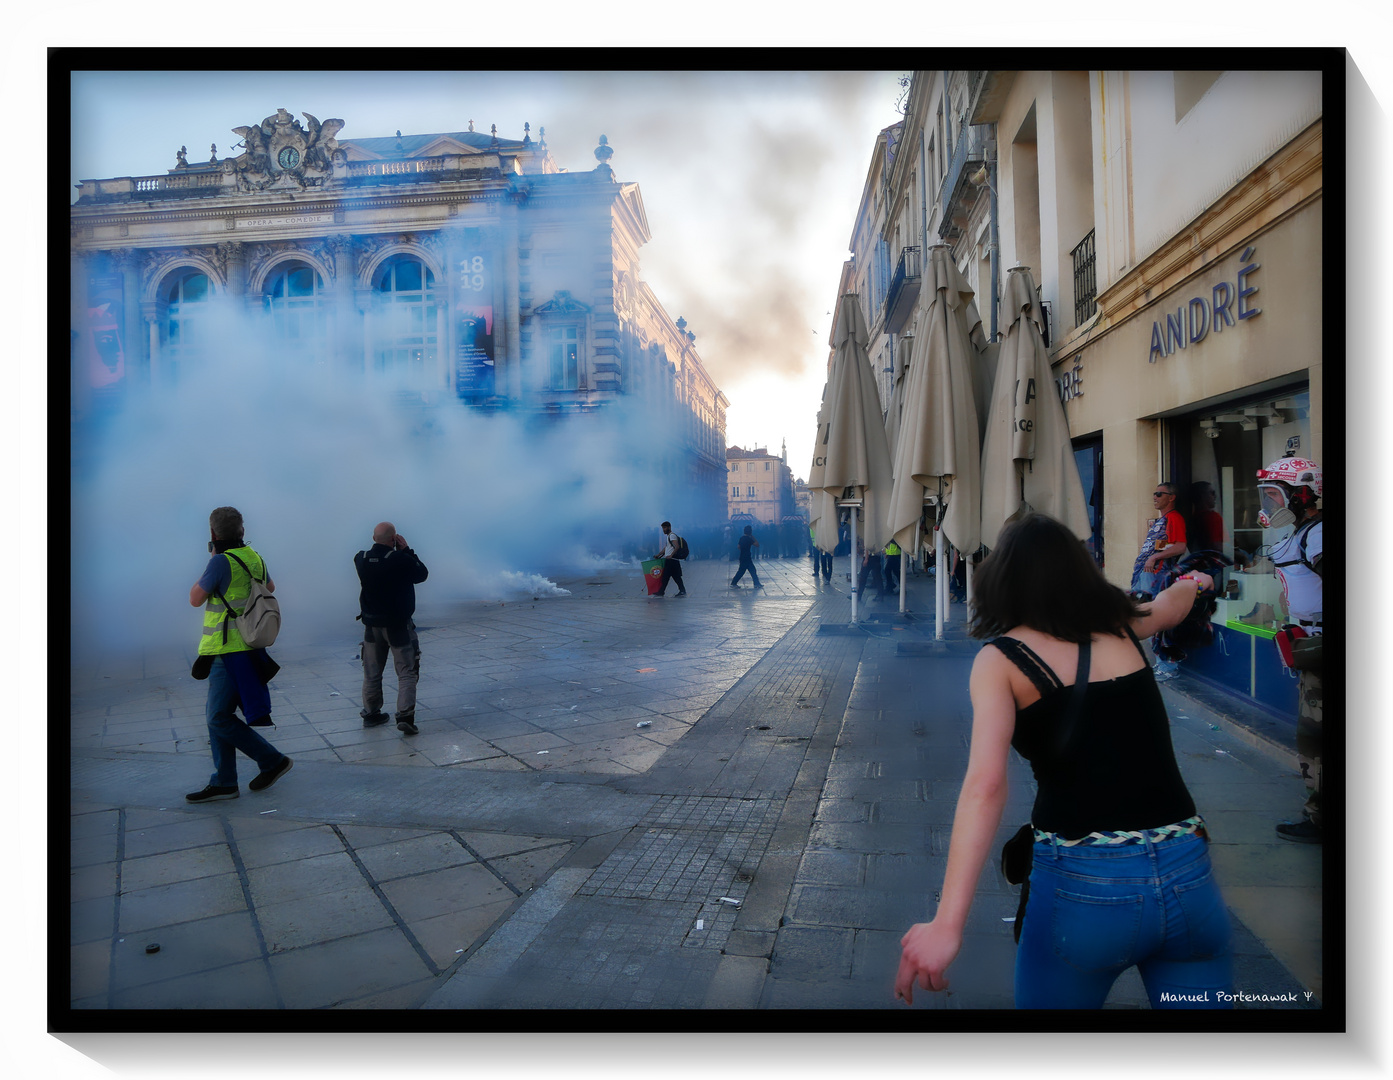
[1178,387,1311,631]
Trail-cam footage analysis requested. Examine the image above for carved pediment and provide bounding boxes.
[414,135,486,158]
[534,290,592,316]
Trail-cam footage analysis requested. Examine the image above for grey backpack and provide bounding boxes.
[216,551,281,649]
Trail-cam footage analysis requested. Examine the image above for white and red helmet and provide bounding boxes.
[1256,456,1321,528]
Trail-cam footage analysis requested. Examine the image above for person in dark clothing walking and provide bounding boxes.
[731,525,763,589]
[355,521,429,734]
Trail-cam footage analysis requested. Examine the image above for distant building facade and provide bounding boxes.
[70,109,729,525]
[726,443,797,525]
[860,66,1325,716]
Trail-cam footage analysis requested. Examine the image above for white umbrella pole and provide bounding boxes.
[935,528,946,640]
[899,550,907,614]
[965,554,975,611]
[850,510,859,624]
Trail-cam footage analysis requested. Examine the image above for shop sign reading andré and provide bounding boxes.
[1148,246,1260,363]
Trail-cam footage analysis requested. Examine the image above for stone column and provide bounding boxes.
[434,297,451,391]
[111,251,144,384]
[328,235,358,372]
[355,287,376,374]
[218,241,248,306]
[142,303,161,385]
[502,211,522,400]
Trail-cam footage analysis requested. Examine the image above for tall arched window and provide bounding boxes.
[263,262,329,364]
[373,257,437,380]
[164,271,211,381]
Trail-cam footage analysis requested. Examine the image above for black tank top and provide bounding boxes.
[989,630,1196,839]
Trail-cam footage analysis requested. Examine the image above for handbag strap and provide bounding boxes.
[1053,639,1092,760]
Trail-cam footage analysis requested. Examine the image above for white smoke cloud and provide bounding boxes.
[71,294,688,659]
[490,572,572,600]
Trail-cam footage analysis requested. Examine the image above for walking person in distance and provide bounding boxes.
[653,521,687,597]
[731,525,763,589]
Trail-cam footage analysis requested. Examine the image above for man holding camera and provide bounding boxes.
[356,522,430,734]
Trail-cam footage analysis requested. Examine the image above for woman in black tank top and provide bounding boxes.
[895,513,1233,1009]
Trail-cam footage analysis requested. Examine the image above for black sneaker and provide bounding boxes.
[248,756,293,792]
[362,711,390,727]
[676,590,688,596]
[1276,819,1321,844]
[186,785,238,803]
[396,717,419,735]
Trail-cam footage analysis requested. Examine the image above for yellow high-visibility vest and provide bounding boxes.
[198,546,266,656]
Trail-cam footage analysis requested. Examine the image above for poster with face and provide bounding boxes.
[86,272,126,389]
[455,252,494,398]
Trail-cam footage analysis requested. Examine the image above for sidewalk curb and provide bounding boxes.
[1161,677,1300,773]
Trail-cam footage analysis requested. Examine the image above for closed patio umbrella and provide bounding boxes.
[979,265,1091,550]
[886,245,987,631]
[817,293,895,622]
[807,386,838,557]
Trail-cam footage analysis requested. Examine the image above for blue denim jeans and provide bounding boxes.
[206,655,283,787]
[1015,832,1233,1009]
[1132,568,1165,598]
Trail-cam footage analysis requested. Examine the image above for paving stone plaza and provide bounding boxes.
[68,556,1323,1014]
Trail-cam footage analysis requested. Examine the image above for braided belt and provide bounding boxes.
[1034,815,1207,847]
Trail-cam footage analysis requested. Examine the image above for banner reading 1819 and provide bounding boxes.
[455,251,495,398]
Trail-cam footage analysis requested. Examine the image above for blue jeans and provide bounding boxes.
[1132,569,1165,597]
[206,655,283,787]
[1015,833,1233,1009]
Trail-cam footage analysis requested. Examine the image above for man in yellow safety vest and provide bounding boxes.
[185,506,293,803]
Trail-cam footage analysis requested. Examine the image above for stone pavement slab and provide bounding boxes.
[66,555,1326,1016]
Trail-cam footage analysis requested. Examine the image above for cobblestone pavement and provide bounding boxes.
[67,553,1324,1015]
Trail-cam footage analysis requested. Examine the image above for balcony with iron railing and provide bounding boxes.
[75,152,520,204]
[882,246,921,335]
[936,123,992,242]
[1071,228,1098,327]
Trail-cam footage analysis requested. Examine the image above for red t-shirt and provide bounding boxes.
[1163,510,1186,546]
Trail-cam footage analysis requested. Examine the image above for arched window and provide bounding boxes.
[263,262,329,363]
[164,271,211,380]
[373,257,437,379]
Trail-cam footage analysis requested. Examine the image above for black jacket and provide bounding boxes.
[355,544,429,627]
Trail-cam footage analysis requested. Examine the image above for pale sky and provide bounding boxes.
[69,68,906,480]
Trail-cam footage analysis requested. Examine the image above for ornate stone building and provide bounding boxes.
[70,108,729,525]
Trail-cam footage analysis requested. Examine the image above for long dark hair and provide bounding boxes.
[970,513,1143,643]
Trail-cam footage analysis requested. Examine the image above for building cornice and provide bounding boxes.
[1093,119,1321,331]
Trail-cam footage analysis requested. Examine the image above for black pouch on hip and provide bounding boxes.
[1000,824,1034,945]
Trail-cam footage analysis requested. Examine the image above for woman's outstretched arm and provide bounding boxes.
[895,645,1017,1004]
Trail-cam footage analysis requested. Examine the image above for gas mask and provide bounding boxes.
[1259,484,1309,529]
[1257,483,1295,529]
